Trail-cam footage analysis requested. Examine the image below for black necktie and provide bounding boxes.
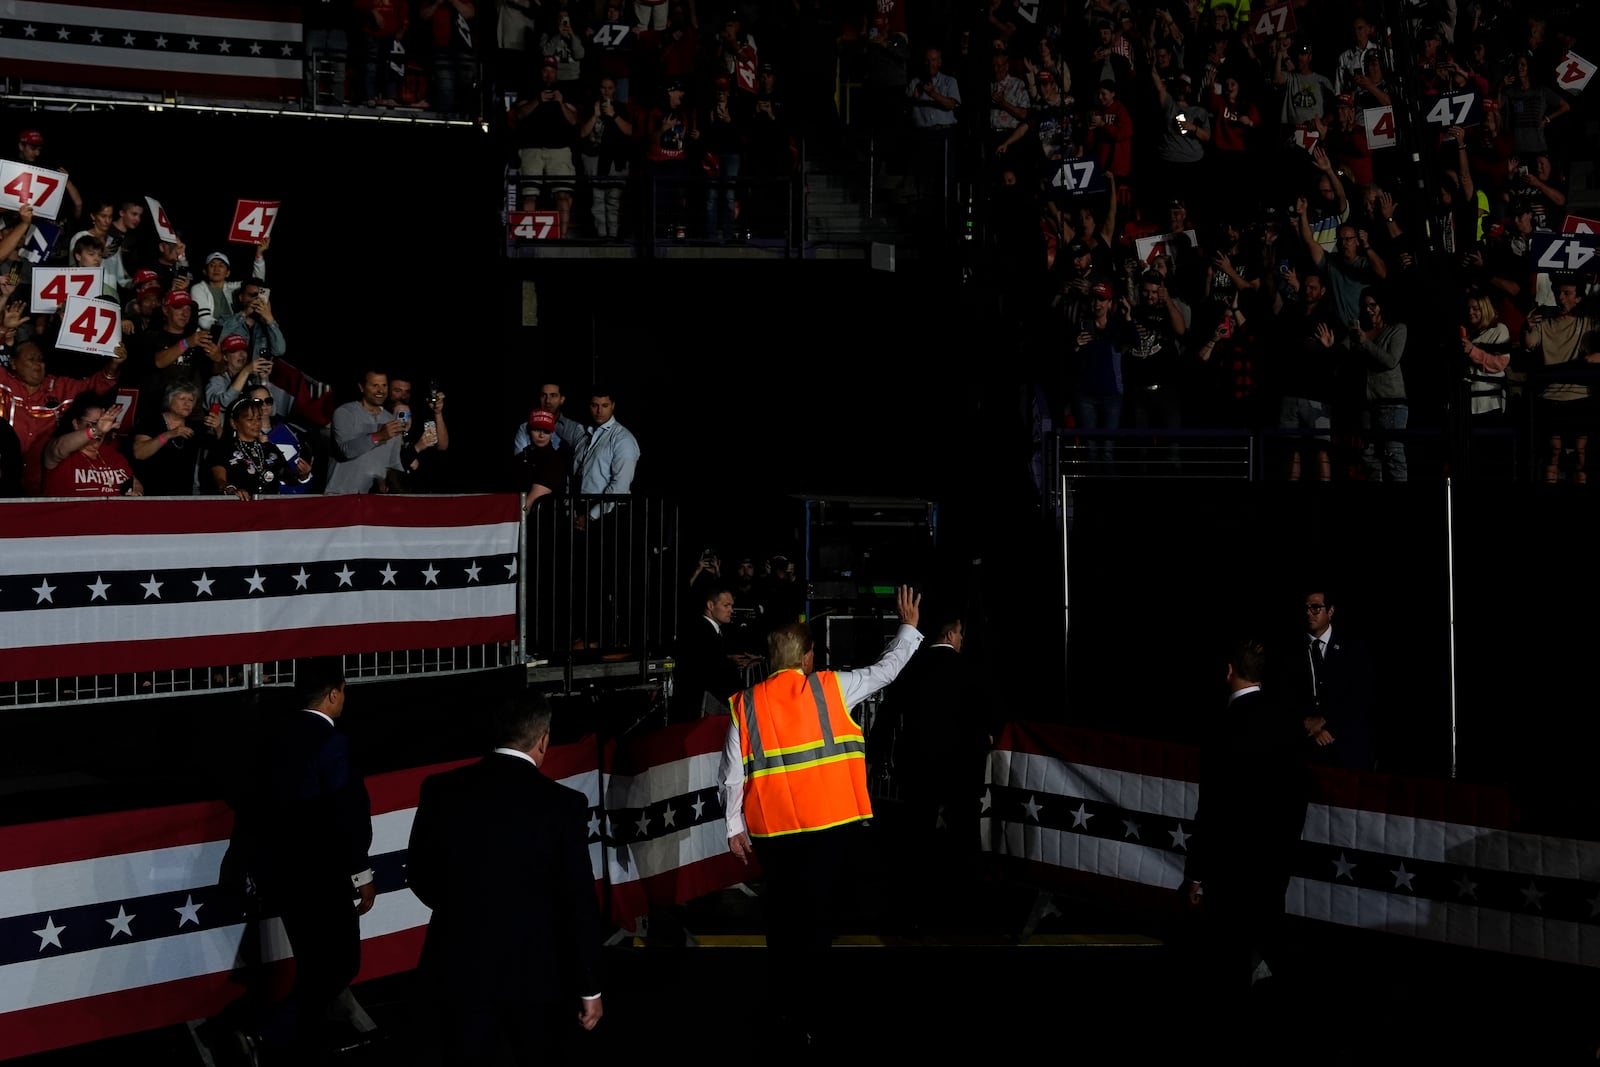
[1309,636,1326,697]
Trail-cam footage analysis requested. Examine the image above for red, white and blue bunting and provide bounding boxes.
[0,717,750,1061]
[982,721,1600,967]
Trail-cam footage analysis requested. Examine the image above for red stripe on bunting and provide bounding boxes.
[609,716,727,773]
[0,495,519,539]
[0,800,231,874]
[1,617,515,685]
[1,60,295,97]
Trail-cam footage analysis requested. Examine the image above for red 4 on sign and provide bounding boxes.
[145,196,179,243]
[1556,52,1596,93]
[510,211,560,240]
[1365,106,1397,149]
[229,199,280,243]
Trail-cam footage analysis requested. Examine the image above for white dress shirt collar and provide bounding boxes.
[1228,684,1262,705]
[704,614,722,635]
[304,708,335,727]
[493,746,538,766]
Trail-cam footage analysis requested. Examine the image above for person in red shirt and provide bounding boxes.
[1,339,126,492]
[41,392,141,497]
[1086,79,1133,188]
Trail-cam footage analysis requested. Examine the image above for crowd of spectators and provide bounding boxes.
[0,130,458,499]
[885,0,1600,483]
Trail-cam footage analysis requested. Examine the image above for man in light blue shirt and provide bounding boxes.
[571,385,639,525]
[906,47,960,130]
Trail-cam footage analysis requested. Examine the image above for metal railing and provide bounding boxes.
[1,494,679,709]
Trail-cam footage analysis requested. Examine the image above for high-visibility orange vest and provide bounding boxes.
[731,669,872,838]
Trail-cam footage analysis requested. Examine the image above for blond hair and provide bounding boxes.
[767,622,814,671]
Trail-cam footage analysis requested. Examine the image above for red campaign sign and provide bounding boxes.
[145,196,178,243]
[1561,214,1600,236]
[228,199,280,243]
[1249,2,1296,40]
[510,211,560,240]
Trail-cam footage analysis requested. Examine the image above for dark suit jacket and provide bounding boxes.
[407,753,601,1005]
[241,709,373,902]
[1185,689,1309,912]
[1274,629,1377,771]
[871,644,990,806]
[671,615,743,718]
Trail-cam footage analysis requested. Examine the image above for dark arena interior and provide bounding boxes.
[3,0,1600,1063]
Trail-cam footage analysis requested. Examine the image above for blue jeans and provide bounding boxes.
[1073,393,1123,470]
[1361,403,1408,482]
[705,152,741,239]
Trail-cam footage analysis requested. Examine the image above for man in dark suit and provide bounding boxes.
[407,695,603,1065]
[1182,638,1309,1010]
[670,582,753,720]
[1277,588,1378,770]
[248,657,375,1060]
[869,613,991,930]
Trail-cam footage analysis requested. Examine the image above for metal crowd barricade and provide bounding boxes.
[4,493,684,709]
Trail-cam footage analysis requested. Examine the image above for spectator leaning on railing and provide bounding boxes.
[41,391,141,497]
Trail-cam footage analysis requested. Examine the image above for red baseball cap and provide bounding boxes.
[18,130,43,146]
[220,335,249,352]
[528,408,557,432]
[1090,281,1114,299]
[542,55,559,68]
[133,268,161,291]
[714,75,730,90]
[163,290,194,308]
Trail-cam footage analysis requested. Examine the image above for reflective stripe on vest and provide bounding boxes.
[742,673,867,778]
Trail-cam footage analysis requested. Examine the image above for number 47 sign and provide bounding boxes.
[55,296,122,358]
[1048,158,1106,198]
[1531,233,1600,273]
[229,199,280,243]
[0,160,69,220]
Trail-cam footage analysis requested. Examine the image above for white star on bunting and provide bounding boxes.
[33,916,65,950]
[106,906,135,939]
[175,894,203,927]
[1168,823,1190,850]
[1453,873,1477,900]
[662,806,676,828]
[23,24,37,37]
[33,578,55,604]
[55,26,69,39]
[1121,817,1141,839]
[193,572,215,596]
[87,576,110,601]
[155,34,168,48]
[422,564,440,585]
[218,39,231,52]
[980,788,992,813]
[1021,795,1042,821]
[464,562,482,582]
[1520,882,1545,910]
[89,30,102,42]
[141,574,163,599]
[249,41,262,54]
[1391,864,1415,891]
[122,32,135,45]
[1070,803,1093,828]
[281,43,294,56]
[691,795,706,819]
[335,565,355,587]
[292,568,310,590]
[187,37,200,50]
[245,570,267,593]
[380,564,398,585]
[587,812,600,837]
[634,811,651,836]
[1333,853,1357,881]
[505,557,518,578]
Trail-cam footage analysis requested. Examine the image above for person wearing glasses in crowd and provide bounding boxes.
[211,395,308,500]
[1339,286,1406,482]
[1275,590,1376,771]
[243,383,314,494]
